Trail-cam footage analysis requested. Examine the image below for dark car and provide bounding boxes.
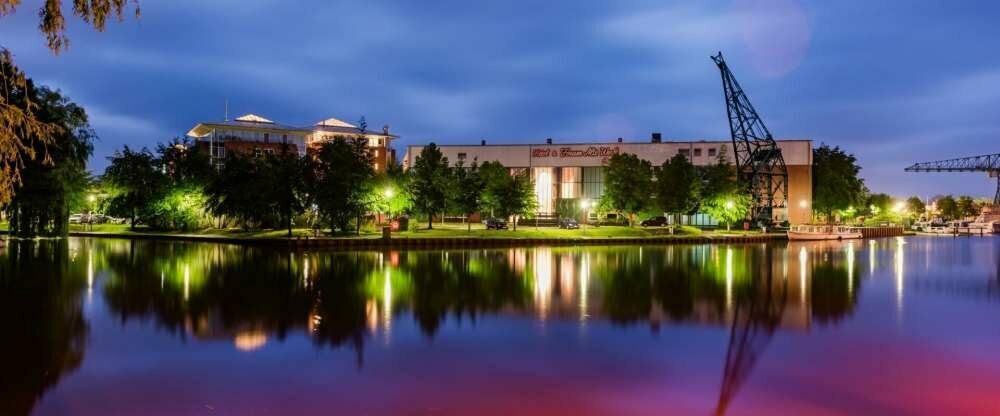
[485,218,508,230]
[559,218,580,229]
[640,216,668,227]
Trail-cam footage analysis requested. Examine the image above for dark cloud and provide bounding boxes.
[3,0,1000,197]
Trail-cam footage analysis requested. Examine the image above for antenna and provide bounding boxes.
[224,98,229,121]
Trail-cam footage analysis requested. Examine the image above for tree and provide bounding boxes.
[699,147,737,201]
[450,159,484,231]
[104,146,164,230]
[656,153,700,224]
[905,196,926,217]
[478,161,510,218]
[956,195,978,218]
[410,143,450,229]
[936,195,958,220]
[157,138,213,187]
[4,86,94,237]
[701,192,752,231]
[491,168,535,231]
[269,141,310,237]
[1,0,139,205]
[812,144,866,222]
[865,193,892,217]
[603,153,653,226]
[310,137,374,234]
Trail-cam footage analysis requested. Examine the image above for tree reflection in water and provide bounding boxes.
[0,240,88,415]
[0,238,867,414]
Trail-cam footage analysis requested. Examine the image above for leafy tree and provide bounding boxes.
[205,152,274,229]
[157,138,213,187]
[4,86,94,237]
[270,142,311,236]
[410,143,450,229]
[495,169,536,231]
[603,153,653,226]
[150,185,209,231]
[310,137,373,234]
[478,161,510,218]
[700,149,736,197]
[655,153,700,224]
[936,195,958,220]
[701,192,752,231]
[450,159,484,231]
[812,144,866,222]
[956,195,978,218]
[373,161,413,220]
[865,193,892,217]
[1,0,139,205]
[905,196,926,217]
[104,146,165,230]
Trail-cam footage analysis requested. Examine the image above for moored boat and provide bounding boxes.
[787,225,863,241]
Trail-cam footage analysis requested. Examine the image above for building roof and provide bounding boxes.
[186,113,312,137]
[314,117,356,128]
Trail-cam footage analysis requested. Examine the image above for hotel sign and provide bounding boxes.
[532,146,620,163]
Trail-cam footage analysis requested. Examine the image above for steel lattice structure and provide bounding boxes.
[904,153,1000,204]
[712,52,789,225]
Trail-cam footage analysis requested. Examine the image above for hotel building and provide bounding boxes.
[186,114,397,172]
[404,134,813,224]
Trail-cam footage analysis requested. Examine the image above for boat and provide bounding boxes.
[787,225,863,241]
[969,215,1000,234]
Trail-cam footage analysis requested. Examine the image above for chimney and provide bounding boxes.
[617,137,623,143]
[651,132,662,143]
[481,139,486,146]
[546,137,552,144]
[382,125,390,135]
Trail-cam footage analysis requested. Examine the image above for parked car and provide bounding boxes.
[640,216,667,227]
[559,218,580,229]
[68,214,84,224]
[485,218,509,230]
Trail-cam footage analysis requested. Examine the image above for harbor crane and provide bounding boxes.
[712,53,789,225]
[904,153,1000,205]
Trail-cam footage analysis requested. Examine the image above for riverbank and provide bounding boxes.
[1,222,782,248]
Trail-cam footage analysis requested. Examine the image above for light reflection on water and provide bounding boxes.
[2,236,1000,415]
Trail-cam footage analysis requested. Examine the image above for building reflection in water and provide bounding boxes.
[1,237,885,414]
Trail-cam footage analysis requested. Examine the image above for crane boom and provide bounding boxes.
[712,52,789,225]
[905,153,1000,204]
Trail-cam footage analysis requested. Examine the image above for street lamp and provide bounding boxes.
[383,187,395,224]
[580,199,591,229]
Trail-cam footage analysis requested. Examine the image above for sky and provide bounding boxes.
[2,0,1000,198]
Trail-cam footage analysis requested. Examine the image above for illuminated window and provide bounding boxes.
[560,167,581,198]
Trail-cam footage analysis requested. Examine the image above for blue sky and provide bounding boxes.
[2,0,999,198]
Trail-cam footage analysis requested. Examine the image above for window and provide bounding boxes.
[374,162,380,171]
[264,133,270,143]
[457,153,467,160]
[282,134,288,143]
[708,148,717,157]
[694,148,702,157]
[374,149,380,158]
[560,167,581,198]
[678,148,690,157]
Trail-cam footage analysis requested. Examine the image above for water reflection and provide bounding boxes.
[0,236,931,414]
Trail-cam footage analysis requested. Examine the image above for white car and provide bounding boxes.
[68,214,84,224]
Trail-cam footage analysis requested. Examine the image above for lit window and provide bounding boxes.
[375,163,380,171]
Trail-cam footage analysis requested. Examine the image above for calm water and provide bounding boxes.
[2,237,1000,415]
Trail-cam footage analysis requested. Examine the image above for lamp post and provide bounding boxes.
[725,199,734,232]
[580,199,591,230]
[383,187,394,225]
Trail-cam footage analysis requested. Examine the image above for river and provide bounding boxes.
[2,236,999,415]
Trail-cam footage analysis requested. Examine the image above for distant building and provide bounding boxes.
[186,114,397,172]
[404,135,813,225]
